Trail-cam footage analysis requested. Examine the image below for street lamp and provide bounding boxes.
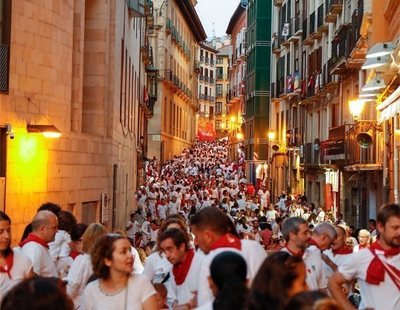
[349,99,366,121]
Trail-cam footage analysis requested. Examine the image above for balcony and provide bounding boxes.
[286,128,301,147]
[329,24,351,74]
[272,33,282,55]
[317,4,328,36]
[302,142,321,166]
[321,63,338,93]
[205,57,210,64]
[199,94,206,100]
[346,2,367,69]
[325,0,343,23]
[210,59,215,66]
[288,16,302,42]
[303,13,317,45]
[210,78,215,84]
[127,0,145,18]
[200,55,205,62]
[204,76,210,83]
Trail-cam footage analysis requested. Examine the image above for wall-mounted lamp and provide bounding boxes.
[268,131,276,141]
[366,42,395,59]
[362,77,386,92]
[349,100,366,121]
[27,124,62,138]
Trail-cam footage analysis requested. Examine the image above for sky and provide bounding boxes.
[195,0,239,38]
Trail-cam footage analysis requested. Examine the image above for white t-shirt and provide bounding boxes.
[168,253,204,306]
[132,247,144,274]
[338,248,400,310]
[197,239,266,306]
[81,275,156,310]
[66,253,93,309]
[157,204,168,219]
[168,201,180,215]
[49,230,71,261]
[0,250,32,302]
[282,246,327,290]
[322,249,352,294]
[143,252,172,284]
[20,241,58,277]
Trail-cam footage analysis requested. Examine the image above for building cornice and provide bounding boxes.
[226,4,245,35]
[176,0,207,42]
[199,42,219,53]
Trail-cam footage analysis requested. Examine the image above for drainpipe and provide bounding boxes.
[394,116,398,204]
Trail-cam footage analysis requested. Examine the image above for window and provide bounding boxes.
[216,84,223,96]
[217,67,223,79]
[215,102,222,114]
[215,120,222,130]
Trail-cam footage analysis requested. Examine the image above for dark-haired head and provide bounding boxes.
[1,277,74,310]
[210,251,248,310]
[91,234,131,279]
[37,202,61,216]
[247,251,308,310]
[285,291,342,310]
[0,211,11,257]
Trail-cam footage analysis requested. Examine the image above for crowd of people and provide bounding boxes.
[0,139,398,310]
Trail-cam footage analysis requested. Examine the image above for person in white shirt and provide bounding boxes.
[281,217,328,291]
[329,203,400,310]
[66,223,108,309]
[353,229,371,253]
[126,212,140,244]
[190,207,266,306]
[168,195,180,215]
[0,211,33,303]
[81,234,158,310]
[157,199,168,220]
[159,228,203,309]
[20,211,58,278]
[141,215,152,244]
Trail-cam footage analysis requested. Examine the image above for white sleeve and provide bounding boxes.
[337,252,360,281]
[132,247,144,274]
[136,275,157,304]
[20,244,41,275]
[143,254,156,281]
[197,256,214,306]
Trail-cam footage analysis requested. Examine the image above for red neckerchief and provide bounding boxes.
[69,250,81,260]
[19,233,49,249]
[332,246,353,256]
[285,247,304,258]
[366,242,400,285]
[0,252,13,279]
[308,238,320,250]
[209,233,242,251]
[172,249,195,285]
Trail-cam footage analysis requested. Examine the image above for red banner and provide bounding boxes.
[197,118,216,141]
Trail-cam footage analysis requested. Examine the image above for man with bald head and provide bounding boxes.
[20,210,58,277]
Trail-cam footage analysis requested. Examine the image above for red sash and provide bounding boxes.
[209,233,242,251]
[172,249,195,285]
[366,242,400,289]
[19,233,49,249]
[0,252,13,279]
[332,246,353,255]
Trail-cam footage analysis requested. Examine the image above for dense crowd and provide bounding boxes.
[0,139,398,310]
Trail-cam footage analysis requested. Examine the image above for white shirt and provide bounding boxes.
[282,246,327,290]
[126,220,140,240]
[168,253,203,306]
[81,275,156,310]
[197,239,266,306]
[49,230,71,261]
[20,241,58,277]
[132,247,144,274]
[322,249,352,294]
[0,250,32,302]
[168,201,180,215]
[157,204,168,219]
[66,253,93,309]
[338,248,400,310]
[143,252,172,284]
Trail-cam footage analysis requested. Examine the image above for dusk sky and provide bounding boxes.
[195,0,239,38]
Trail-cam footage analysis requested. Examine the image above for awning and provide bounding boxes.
[377,86,400,122]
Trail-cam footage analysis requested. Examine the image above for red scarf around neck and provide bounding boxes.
[332,246,353,255]
[308,238,320,250]
[209,233,242,252]
[366,242,400,285]
[285,247,304,258]
[69,250,81,260]
[172,249,195,285]
[0,252,13,279]
[19,233,49,249]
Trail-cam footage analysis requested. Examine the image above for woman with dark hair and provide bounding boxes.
[1,277,74,310]
[247,251,308,310]
[197,251,248,310]
[0,211,33,302]
[81,234,158,309]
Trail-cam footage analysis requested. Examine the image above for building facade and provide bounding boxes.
[270,0,386,227]
[215,44,231,139]
[226,4,247,162]
[0,0,153,243]
[147,0,206,162]
[198,43,217,120]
